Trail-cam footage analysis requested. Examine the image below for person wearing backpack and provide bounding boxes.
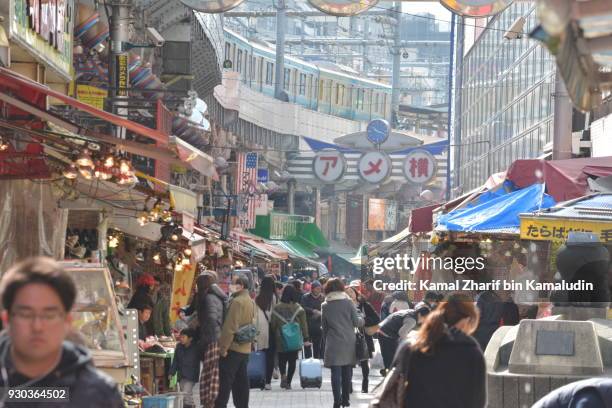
[215,274,257,408]
[183,271,227,408]
[321,278,364,408]
[270,284,310,390]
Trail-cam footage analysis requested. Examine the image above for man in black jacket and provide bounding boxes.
[533,378,612,408]
[301,280,324,358]
[0,257,123,407]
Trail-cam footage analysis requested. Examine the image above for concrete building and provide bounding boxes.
[452,2,557,194]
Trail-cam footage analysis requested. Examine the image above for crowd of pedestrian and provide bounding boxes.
[0,257,609,408]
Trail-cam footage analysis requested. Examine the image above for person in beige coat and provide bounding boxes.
[215,275,256,408]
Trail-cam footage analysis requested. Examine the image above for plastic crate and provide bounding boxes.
[141,395,176,408]
[162,392,187,408]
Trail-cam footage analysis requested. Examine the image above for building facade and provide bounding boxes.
[454,2,556,193]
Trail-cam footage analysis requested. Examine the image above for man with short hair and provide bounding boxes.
[363,279,385,316]
[215,274,255,408]
[0,257,123,407]
[301,280,324,359]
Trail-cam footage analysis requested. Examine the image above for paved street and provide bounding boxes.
[228,366,381,408]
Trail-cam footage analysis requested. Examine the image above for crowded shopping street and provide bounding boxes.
[0,0,612,407]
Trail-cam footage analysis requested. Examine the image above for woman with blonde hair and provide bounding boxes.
[394,292,486,408]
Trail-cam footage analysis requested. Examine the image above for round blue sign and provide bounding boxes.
[366,119,390,145]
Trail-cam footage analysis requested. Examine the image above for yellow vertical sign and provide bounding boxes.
[169,262,196,324]
[116,54,129,97]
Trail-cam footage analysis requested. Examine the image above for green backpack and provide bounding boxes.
[272,307,303,352]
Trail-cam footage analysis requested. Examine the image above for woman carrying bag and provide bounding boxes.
[254,275,278,390]
[183,271,228,408]
[370,292,486,408]
[322,278,364,408]
[346,285,380,393]
[270,285,310,390]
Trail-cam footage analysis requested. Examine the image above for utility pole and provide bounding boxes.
[553,70,573,160]
[446,13,456,201]
[274,0,287,100]
[362,18,369,72]
[390,1,402,127]
[108,0,131,139]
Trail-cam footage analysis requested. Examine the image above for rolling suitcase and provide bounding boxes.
[299,345,323,389]
[247,348,267,390]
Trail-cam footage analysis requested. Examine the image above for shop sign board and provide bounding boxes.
[10,0,74,80]
[368,198,397,231]
[116,54,129,97]
[170,263,196,323]
[254,194,269,216]
[520,217,612,243]
[257,168,268,183]
[403,149,437,185]
[358,151,391,184]
[76,85,107,110]
[313,150,346,183]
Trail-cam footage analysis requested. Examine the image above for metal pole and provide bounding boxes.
[390,1,402,127]
[287,180,295,214]
[445,12,456,201]
[363,18,369,72]
[274,0,287,100]
[553,70,573,160]
[453,15,464,196]
[108,0,131,139]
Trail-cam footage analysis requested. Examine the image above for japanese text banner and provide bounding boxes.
[520,217,612,243]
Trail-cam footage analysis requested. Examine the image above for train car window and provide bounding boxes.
[357,89,364,111]
[335,83,340,105]
[374,93,379,113]
[298,73,305,95]
[319,80,324,100]
[266,62,273,85]
[284,68,290,91]
[250,55,256,78]
[237,49,242,73]
[224,43,231,61]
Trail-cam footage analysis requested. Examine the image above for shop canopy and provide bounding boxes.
[436,182,556,234]
[520,193,612,243]
[506,156,612,202]
[0,68,216,180]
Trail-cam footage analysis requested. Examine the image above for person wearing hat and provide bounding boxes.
[301,279,325,359]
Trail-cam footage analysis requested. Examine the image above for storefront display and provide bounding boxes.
[60,263,128,370]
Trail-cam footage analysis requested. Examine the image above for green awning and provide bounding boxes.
[270,240,318,259]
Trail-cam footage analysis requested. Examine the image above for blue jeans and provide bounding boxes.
[330,365,352,405]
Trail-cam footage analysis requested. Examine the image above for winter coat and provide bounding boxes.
[270,302,309,353]
[255,303,271,350]
[254,293,278,350]
[301,292,325,338]
[366,290,385,315]
[357,299,380,356]
[127,285,154,310]
[397,327,486,408]
[185,284,228,345]
[473,290,504,350]
[379,309,417,339]
[219,289,256,355]
[170,342,201,383]
[321,292,364,368]
[0,333,123,408]
[152,293,172,337]
[532,378,612,408]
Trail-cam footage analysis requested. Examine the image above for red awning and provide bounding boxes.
[506,156,612,202]
[0,67,168,144]
[409,204,439,233]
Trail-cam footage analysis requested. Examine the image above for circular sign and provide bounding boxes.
[366,119,390,145]
[403,149,437,185]
[439,0,512,17]
[307,0,378,17]
[358,152,392,184]
[313,150,346,183]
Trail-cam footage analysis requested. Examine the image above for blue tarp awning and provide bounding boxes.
[436,183,556,233]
